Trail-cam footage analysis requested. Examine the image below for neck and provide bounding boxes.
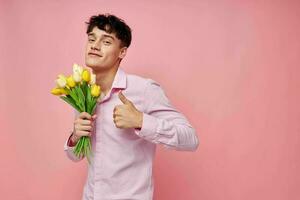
[92,66,119,95]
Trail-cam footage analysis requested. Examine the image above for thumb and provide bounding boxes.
[118,91,130,105]
[92,114,97,120]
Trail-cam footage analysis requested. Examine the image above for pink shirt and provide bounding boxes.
[64,67,199,200]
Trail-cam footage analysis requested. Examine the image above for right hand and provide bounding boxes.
[72,112,97,142]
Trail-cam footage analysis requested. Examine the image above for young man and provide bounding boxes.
[64,14,199,200]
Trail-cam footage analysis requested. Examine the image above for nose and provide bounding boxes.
[91,40,101,51]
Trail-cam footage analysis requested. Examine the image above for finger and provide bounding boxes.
[113,105,123,115]
[118,91,130,105]
[79,125,92,131]
[92,114,97,119]
[91,115,96,124]
[77,130,91,137]
[79,112,91,120]
[80,119,92,125]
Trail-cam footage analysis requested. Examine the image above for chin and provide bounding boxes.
[85,61,108,72]
[86,59,101,67]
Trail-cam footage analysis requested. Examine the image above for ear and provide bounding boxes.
[118,47,127,59]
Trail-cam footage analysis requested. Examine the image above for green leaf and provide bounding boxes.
[67,87,83,111]
[77,85,86,102]
[75,138,84,157]
[73,87,83,111]
[75,85,86,111]
[85,138,92,164]
[74,141,80,156]
[84,139,87,158]
[86,85,92,114]
[91,98,98,115]
[60,96,81,113]
[81,81,87,97]
[79,137,85,152]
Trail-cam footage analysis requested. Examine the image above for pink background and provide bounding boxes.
[1,0,300,199]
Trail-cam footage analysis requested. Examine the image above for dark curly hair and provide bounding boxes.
[85,14,132,48]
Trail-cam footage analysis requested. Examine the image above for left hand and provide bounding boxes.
[113,91,143,129]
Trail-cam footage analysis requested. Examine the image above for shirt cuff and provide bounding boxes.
[64,135,84,162]
[64,136,75,151]
[134,113,159,141]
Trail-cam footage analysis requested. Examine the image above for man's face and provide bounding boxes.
[85,26,127,72]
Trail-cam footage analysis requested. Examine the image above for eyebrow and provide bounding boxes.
[88,32,115,40]
[88,33,95,37]
[102,34,115,40]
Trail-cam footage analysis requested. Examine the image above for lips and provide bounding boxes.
[88,52,102,57]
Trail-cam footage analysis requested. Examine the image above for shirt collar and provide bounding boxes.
[111,67,127,89]
[97,67,127,103]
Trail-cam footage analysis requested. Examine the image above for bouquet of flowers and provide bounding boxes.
[51,63,101,164]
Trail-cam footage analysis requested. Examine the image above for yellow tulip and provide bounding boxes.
[91,84,101,97]
[67,75,76,88]
[51,88,69,96]
[60,88,69,95]
[73,63,83,75]
[72,63,83,82]
[51,88,63,95]
[90,73,96,85]
[73,71,82,82]
[82,69,91,82]
[55,74,67,88]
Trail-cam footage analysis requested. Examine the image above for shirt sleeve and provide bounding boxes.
[134,79,199,151]
[63,109,85,162]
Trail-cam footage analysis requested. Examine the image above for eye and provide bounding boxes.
[88,38,95,42]
[103,40,112,45]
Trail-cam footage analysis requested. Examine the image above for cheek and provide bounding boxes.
[85,44,91,53]
[104,48,119,59]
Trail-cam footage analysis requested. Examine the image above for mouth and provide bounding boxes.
[88,52,102,57]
